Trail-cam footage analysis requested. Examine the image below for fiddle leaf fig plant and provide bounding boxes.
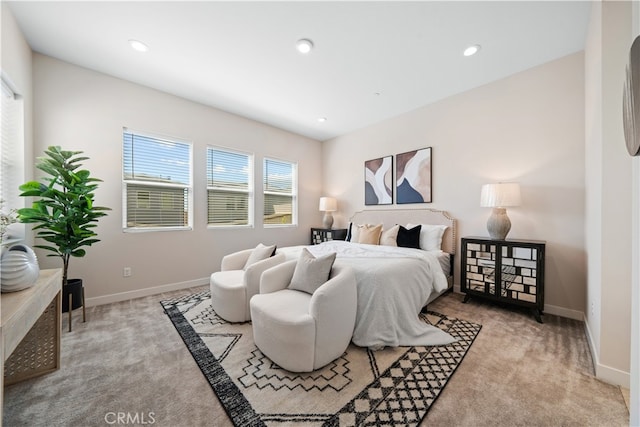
[17,146,110,288]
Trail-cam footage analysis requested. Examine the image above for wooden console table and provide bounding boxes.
[1,268,62,422]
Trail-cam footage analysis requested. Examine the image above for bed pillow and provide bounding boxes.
[396,225,422,249]
[347,223,382,243]
[345,222,359,242]
[407,223,448,251]
[357,224,383,245]
[243,243,277,269]
[289,248,337,294]
[380,225,400,246]
[345,222,355,241]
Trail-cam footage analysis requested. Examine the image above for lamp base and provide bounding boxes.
[322,212,334,229]
[487,208,511,240]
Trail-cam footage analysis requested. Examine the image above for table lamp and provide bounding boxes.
[480,183,521,240]
[319,197,337,229]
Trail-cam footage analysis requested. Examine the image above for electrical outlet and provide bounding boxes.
[590,301,595,316]
[123,267,132,277]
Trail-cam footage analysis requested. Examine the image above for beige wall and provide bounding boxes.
[32,54,322,305]
[585,0,632,387]
[632,2,640,421]
[323,52,586,319]
[0,3,33,420]
[632,0,640,420]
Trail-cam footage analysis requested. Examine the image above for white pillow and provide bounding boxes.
[346,223,359,242]
[407,223,448,251]
[243,243,276,269]
[380,225,400,246]
[288,248,337,294]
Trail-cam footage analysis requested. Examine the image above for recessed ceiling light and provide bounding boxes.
[317,117,327,123]
[463,44,481,57]
[296,39,314,54]
[129,39,149,53]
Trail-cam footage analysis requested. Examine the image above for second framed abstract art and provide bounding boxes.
[396,147,432,204]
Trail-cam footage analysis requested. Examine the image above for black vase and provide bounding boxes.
[62,278,83,313]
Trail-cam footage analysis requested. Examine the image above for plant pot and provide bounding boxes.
[62,278,83,313]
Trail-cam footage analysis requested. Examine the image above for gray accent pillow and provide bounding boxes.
[288,248,337,294]
[243,243,276,270]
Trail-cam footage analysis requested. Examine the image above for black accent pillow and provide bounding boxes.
[396,225,422,249]
[345,222,353,241]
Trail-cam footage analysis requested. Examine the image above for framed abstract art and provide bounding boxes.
[396,147,432,204]
[364,156,393,205]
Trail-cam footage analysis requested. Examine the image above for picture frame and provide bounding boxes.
[396,147,432,204]
[364,156,393,205]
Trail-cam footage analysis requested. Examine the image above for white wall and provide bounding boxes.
[32,54,323,305]
[323,53,586,320]
[584,0,632,388]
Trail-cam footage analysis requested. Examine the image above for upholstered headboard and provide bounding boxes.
[348,209,457,255]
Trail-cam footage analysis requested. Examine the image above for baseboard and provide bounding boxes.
[583,313,631,388]
[544,303,583,321]
[452,288,585,321]
[85,277,209,307]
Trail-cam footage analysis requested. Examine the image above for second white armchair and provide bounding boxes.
[250,259,358,372]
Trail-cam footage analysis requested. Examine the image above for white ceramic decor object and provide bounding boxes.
[1,244,40,292]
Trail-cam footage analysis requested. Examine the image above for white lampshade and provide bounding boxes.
[480,183,521,208]
[319,197,337,212]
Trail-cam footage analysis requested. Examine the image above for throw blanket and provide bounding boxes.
[278,241,455,349]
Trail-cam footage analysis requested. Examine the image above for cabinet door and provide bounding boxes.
[463,241,498,296]
[498,244,541,306]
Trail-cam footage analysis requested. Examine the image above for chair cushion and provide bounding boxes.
[244,243,276,269]
[288,248,336,295]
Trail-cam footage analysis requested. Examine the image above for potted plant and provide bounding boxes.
[17,146,110,313]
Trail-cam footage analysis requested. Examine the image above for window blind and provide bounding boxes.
[1,80,19,210]
[207,147,253,226]
[263,158,296,225]
[122,129,192,229]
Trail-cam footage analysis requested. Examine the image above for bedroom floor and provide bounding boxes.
[3,287,629,427]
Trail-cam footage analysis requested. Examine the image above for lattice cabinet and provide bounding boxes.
[310,228,348,245]
[461,237,546,322]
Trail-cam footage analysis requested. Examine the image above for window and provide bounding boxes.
[1,78,24,243]
[207,147,253,226]
[263,158,297,226]
[122,129,192,230]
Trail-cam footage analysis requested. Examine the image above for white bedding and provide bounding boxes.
[277,241,455,349]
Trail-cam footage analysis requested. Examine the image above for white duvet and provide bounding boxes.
[277,241,455,349]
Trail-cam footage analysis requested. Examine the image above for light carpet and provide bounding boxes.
[160,291,481,427]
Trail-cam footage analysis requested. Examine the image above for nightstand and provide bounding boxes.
[461,236,546,323]
[310,228,347,245]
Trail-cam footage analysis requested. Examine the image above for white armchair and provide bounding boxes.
[210,247,286,323]
[250,259,358,372]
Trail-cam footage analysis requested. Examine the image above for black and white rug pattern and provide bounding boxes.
[161,291,481,427]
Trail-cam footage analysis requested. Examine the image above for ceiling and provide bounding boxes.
[7,1,591,141]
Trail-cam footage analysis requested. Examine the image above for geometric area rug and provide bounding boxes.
[161,291,481,427]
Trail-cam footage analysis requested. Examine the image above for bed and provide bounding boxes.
[277,208,457,350]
